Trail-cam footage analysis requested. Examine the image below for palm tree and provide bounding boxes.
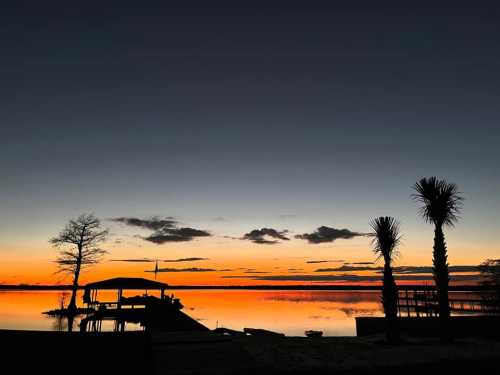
[412,177,463,342]
[371,216,401,343]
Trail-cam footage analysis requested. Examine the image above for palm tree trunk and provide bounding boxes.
[433,224,451,342]
[383,259,399,343]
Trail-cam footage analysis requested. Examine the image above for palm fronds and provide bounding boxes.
[370,216,401,262]
[412,177,463,227]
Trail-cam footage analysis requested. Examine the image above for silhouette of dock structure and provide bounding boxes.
[397,287,500,317]
[80,277,208,332]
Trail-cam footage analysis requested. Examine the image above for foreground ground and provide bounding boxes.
[3,330,500,374]
[152,332,500,374]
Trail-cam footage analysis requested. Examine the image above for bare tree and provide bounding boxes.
[50,214,108,313]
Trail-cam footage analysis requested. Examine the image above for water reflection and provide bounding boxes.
[1,289,385,336]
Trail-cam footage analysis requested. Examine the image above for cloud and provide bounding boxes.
[314,265,480,274]
[110,258,155,263]
[295,226,367,244]
[110,217,177,231]
[391,265,478,274]
[242,228,290,244]
[315,265,378,272]
[306,260,345,264]
[347,262,375,265]
[144,227,211,244]
[110,216,211,244]
[146,267,217,273]
[162,257,209,263]
[220,274,480,283]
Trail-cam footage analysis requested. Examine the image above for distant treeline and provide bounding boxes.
[0,284,494,291]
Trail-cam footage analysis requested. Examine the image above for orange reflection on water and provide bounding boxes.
[0,289,383,335]
[173,290,383,336]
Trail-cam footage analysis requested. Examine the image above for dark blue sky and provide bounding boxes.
[1,2,499,267]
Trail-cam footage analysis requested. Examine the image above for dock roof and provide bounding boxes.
[84,277,168,290]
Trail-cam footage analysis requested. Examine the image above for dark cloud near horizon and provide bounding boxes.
[392,265,479,274]
[315,265,378,272]
[242,228,289,245]
[315,265,480,273]
[111,216,211,243]
[163,257,209,263]
[221,274,481,283]
[146,267,217,273]
[347,262,375,265]
[111,257,209,264]
[295,226,367,244]
[306,260,345,264]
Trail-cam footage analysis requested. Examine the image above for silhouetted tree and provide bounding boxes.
[478,259,500,312]
[412,177,463,342]
[50,214,108,315]
[371,216,401,343]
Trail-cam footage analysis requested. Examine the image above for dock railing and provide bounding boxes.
[397,287,500,317]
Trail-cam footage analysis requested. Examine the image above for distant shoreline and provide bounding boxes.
[0,284,488,291]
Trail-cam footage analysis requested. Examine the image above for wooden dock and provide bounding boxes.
[396,288,500,317]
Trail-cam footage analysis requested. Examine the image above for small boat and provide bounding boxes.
[243,328,285,337]
[305,330,323,338]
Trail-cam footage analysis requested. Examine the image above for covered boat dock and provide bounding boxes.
[80,277,207,333]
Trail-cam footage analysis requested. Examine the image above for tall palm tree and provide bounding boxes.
[371,216,401,343]
[412,177,463,342]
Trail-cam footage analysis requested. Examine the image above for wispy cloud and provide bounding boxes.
[306,260,345,264]
[242,228,290,244]
[110,258,155,263]
[296,226,368,244]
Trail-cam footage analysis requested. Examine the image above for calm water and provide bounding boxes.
[0,289,479,336]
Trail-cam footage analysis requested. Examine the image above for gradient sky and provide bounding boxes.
[1,2,499,285]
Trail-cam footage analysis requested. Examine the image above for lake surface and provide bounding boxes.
[0,289,480,336]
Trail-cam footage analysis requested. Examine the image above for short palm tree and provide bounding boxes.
[412,177,463,342]
[371,216,401,343]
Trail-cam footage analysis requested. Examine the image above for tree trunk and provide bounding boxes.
[67,247,82,314]
[433,224,451,342]
[382,257,399,343]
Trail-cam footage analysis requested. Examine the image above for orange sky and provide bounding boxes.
[0,230,493,286]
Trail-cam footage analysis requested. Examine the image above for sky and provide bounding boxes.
[1,2,499,285]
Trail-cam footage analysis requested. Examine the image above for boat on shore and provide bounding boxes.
[305,330,323,338]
